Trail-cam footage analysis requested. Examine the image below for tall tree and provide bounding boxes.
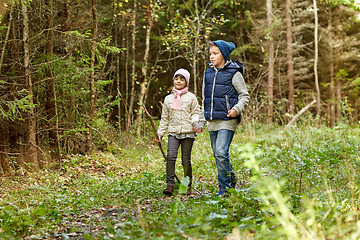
[313,0,321,118]
[286,0,295,115]
[112,0,122,130]
[87,0,98,152]
[0,120,10,176]
[21,0,39,170]
[0,4,11,73]
[136,0,152,136]
[327,6,336,127]
[127,0,137,131]
[45,0,59,161]
[266,0,274,124]
[190,0,205,96]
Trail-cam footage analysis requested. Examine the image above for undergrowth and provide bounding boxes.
[0,122,360,239]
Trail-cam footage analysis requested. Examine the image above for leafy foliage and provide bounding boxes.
[1,123,360,239]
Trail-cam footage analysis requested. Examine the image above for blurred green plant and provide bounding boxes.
[1,123,360,239]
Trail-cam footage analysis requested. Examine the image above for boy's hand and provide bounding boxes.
[227,109,238,118]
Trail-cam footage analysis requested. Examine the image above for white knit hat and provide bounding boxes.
[173,68,190,86]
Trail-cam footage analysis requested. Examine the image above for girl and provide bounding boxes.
[157,68,203,196]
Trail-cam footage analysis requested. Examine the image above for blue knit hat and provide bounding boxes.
[212,40,236,61]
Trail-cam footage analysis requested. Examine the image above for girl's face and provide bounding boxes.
[209,45,225,69]
[173,75,187,90]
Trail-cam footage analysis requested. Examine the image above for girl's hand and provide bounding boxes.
[227,109,238,118]
[155,135,162,143]
[192,127,203,133]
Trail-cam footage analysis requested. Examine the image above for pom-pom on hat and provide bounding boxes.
[212,40,236,61]
[173,68,190,86]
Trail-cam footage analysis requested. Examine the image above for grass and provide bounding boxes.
[0,122,360,239]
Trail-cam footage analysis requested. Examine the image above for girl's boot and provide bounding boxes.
[163,185,174,196]
[187,185,192,196]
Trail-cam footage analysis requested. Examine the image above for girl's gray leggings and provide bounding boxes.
[166,135,194,186]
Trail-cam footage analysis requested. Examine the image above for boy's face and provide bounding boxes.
[173,75,187,90]
[209,45,225,68]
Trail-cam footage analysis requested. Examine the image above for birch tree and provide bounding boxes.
[266,0,274,124]
[126,0,137,131]
[286,0,295,115]
[136,0,152,136]
[313,0,321,118]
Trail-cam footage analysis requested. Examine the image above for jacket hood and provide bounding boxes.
[208,60,243,74]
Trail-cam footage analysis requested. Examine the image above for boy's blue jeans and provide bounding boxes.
[209,129,235,190]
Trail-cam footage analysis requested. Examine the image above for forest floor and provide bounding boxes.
[1,122,360,239]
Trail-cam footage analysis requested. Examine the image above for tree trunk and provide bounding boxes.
[127,0,137,131]
[45,0,59,162]
[87,0,98,153]
[328,7,335,127]
[136,0,152,136]
[266,0,274,124]
[335,53,341,120]
[63,0,74,156]
[286,0,294,116]
[124,27,129,128]
[313,0,321,119]
[193,0,200,97]
[0,122,10,176]
[0,5,12,73]
[22,0,39,171]
[113,0,122,130]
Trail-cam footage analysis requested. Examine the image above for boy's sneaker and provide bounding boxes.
[216,188,230,197]
[231,173,238,189]
[217,188,225,196]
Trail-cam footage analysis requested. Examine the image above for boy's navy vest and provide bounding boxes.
[203,60,243,122]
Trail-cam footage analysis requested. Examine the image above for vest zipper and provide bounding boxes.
[210,69,218,120]
[225,95,230,111]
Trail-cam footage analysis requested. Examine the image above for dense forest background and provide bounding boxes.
[0,0,359,175]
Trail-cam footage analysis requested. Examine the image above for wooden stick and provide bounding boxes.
[143,105,180,183]
[285,99,317,129]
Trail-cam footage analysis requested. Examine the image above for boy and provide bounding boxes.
[202,40,250,196]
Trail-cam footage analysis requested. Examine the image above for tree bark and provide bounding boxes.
[87,0,98,153]
[266,0,274,124]
[328,7,335,127]
[335,52,341,120]
[21,0,39,170]
[45,0,59,162]
[136,0,152,136]
[113,0,122,130]
[193,0,200,97]
[127,0,137,131]
[0,5,12,73]
[286,0,295,116]
[313,0,321,119]
[0,121,10,176]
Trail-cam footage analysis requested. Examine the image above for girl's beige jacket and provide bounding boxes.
[158,92,200,138]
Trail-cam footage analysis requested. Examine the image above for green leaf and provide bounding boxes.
[33,208,46,216]
[178,176,190,194]
[82,233,94,240]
